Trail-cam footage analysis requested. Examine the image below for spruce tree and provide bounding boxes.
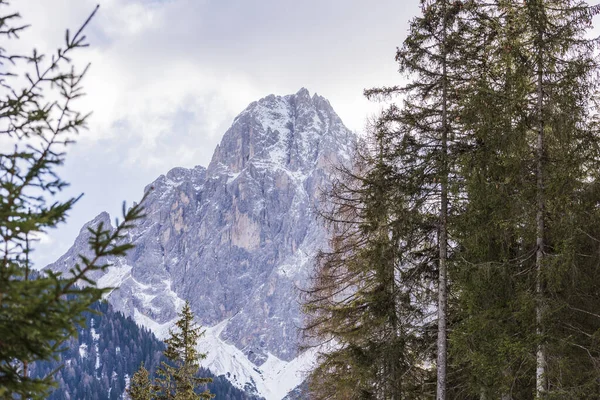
[305,1,474,397]
[154,301,213,400]
[449,2,539,397]
[451,1,600,398]
[525,2,600,397]
[129,363,153,400]
[0,2,145,398]
[364,1,470,397]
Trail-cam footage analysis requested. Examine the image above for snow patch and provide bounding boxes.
[162,279,186,311]
[202,320,318,400]
[90,319,100,341]
[133,313,318,399]
[97,263,133,295]
[227,171,241,184]
[90,319,101,371]
[276,249,310,277]
[133,309,178,340]
[78,343,88,359]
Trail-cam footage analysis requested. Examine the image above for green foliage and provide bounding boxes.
[153,301,214,400]
[303,134,435,399]
[362,1,469,398]
[129,363,154,400]
[306,0,600,399]
[0,2,146,398]
[32,301,165,400]
[450,1,600,398]
[305,0,473,397]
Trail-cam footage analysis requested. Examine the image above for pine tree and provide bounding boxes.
[154,301,213,400]
[129,363,153,400]
[0,2,146,398]
[524,2,600,397]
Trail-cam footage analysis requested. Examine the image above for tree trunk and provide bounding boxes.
[535,13,547,398]
[437,1,449,399]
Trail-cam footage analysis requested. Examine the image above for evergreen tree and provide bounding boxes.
[305,1,474,398]
[450,0,600,398]
[0,2,145,398]
[154,301,214,400]
[303,131,435,399]
[364,1,470,397]
[129,363,154,400]
[448,2,540,397]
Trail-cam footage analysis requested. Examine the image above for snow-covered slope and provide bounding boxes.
[47,88,354,399]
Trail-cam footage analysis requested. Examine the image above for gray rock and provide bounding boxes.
[47,88,354,368]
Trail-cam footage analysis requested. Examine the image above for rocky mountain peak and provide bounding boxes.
[47,89,356,399]
[208,88,351,177]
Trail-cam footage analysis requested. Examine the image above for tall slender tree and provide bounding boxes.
[305,0,471,397]
[303,130,435,399]
[437,2,450,397]
[153,301,213,400]
[450,2,539,397]
[525,2,600,397]
[523,2,551,393]
[365,1,470,398]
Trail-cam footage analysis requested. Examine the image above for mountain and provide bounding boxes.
[30,301,261,400]
[47,88,355,399]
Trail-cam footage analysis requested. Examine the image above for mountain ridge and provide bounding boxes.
[47,88,355,399]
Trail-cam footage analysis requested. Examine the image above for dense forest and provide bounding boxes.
[29,302,261,400]
[303,0,600,399]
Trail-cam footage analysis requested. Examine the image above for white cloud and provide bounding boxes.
[9,0,419,267]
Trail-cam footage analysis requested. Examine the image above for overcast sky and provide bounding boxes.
[13,0,420,268]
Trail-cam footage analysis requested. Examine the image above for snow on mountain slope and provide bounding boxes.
[199,320,318,400]
[47,88,355,399]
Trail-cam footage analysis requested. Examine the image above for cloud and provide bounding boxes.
[10,0,419,268]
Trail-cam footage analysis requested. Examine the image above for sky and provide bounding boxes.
[13,0,421,268]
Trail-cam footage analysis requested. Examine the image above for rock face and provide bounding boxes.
[47,88,354,398]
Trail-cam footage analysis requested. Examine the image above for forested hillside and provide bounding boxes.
[29,302,261,400]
